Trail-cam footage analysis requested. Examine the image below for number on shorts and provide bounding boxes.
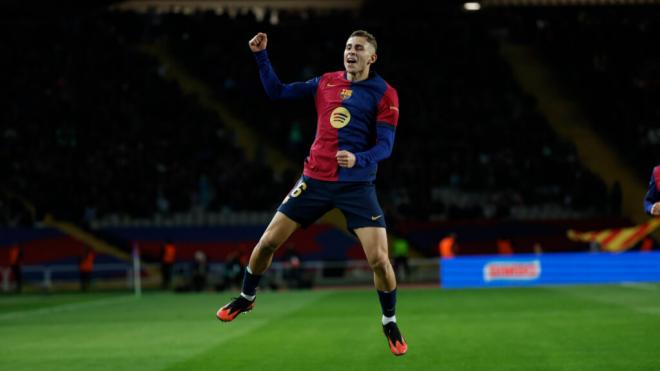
[291,181,308,198]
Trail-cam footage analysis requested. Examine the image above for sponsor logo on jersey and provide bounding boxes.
[330,107,351,129]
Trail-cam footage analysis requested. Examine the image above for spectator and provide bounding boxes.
[191,250,208,292]
[496,238,514,255]
[282,245,303,289]
[161,240,176,290]
[438,233,457,259]
[79,246,95,292]
[9,243,23,293]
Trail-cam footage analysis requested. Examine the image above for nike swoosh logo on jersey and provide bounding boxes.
[326,83,341,87]
[371,215,383,221]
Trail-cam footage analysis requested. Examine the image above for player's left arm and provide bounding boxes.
[354,87,399,168]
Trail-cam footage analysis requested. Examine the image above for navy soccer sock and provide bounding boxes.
[240,267,261,300]
[377,288,397,321]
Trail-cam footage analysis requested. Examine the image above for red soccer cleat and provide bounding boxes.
[383,322,408,356]
[216,296,255,322]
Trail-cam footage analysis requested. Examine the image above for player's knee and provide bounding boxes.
[368,253,391,274]
[257,232,281,254]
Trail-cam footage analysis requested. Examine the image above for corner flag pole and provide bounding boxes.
[132,242,142,298]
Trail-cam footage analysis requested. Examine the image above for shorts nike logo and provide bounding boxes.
[371,215,383,221]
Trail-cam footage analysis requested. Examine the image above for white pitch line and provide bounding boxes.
[0,295,136,322]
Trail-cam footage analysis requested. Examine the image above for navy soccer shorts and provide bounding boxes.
[277,175,386,230]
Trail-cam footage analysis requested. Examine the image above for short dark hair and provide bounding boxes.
[350,30,377,52]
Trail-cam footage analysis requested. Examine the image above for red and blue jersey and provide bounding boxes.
[254,50,398,182]
[644,165,660,215]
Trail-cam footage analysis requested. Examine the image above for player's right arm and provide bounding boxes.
[249,33,318,100]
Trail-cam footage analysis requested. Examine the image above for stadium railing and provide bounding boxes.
[2,258,441,292]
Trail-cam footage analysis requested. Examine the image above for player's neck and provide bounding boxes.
[346,68,370,82]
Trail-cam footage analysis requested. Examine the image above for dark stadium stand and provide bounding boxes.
[503,7,660,181]
[1,5,634,243]
[107,9,612,222]
[1,14,291,225]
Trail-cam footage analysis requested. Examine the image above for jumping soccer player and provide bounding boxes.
[644,165,660,216]
[216,30,407,356]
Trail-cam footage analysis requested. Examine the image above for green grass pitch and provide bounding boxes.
[1,284,660,371]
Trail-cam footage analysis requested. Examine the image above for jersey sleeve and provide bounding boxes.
[254,50,319,100]
[354,124,396,168]
[353,86,399,168]
[376,85,399,128]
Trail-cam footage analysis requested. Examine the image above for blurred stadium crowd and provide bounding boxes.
[1,3,657,229]
[509,7,660,179]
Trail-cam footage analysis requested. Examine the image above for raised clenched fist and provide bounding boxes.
[249,33,268,52]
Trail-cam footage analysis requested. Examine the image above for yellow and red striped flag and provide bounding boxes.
[567,219,660,252]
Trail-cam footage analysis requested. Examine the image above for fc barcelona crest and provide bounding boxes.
[339,88,352,100]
